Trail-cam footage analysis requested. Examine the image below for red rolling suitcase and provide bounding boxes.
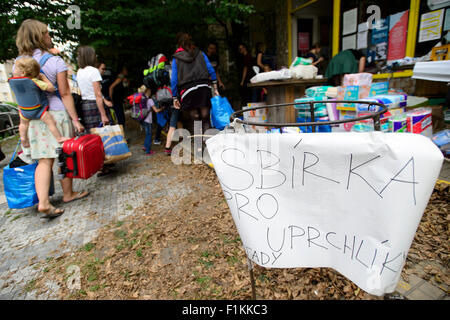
[56,134,105,179]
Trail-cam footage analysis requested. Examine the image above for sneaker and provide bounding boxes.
[153,140,162,145]
[164,148,172,156]
[146,150,156,156]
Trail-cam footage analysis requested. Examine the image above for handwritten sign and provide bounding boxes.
[419,9,445,43]
[206,133,443,296]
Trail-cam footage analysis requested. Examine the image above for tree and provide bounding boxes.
[0,0,254,90]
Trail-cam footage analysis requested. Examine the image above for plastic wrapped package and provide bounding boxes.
[342,72,373,87]
[406,108,433,138]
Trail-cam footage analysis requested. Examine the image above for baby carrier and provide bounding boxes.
[8,53,60,117]
[8,77,49,117]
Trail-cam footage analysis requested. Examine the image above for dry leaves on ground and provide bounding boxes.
[32,158,448,300]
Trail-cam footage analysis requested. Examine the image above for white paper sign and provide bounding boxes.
[357,30,368,49]
[342,34,357,50]
[206,132,443,296]
[343,8,358,36]
[419,9,445,42]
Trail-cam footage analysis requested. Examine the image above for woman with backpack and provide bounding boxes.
[13,19,89,218]
[171,32,219,136]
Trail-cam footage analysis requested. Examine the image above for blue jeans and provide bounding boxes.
[142,122,152,153]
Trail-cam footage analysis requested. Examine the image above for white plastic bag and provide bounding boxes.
[250,69,292,83]
[289,65,318,79]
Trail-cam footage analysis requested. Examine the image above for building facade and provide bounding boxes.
[0,60,15,103]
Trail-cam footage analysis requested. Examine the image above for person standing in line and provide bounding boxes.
[205,42,225,90]
[97,61,115,123]
[171,32,218,136]
[138,85,162,155]
[76,46,115,177]
[109,66,129,127]
[238,43,256,105]
[76,46,110,130]
[14,19,89,218]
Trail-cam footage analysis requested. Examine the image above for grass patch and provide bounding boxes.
[83,243,95,252]
[226,256,239,266]
[24,279,36,292]
[10,215,21,222]
[89,284,100,292]
[198,258,214,269]
[4,210,12,216]
[125,204,133,211]
[136,249,143,257]
[116,221,124,227]
[222,236,241,244]
[114,230,127,239]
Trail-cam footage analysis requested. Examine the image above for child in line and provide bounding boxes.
[138,85,162,155]
[9,57,69,147]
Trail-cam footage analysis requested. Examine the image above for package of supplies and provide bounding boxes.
[294,97,328,110]
[389,115,408,133]
[406,108,433,138]
[305,86,333,98]
[342,73,373,87]
[296,116,332,133]
[337,86,370,109]
[369,82,389,96]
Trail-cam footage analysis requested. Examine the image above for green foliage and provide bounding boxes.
[0,0,254,89]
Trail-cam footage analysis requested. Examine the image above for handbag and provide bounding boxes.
[90,124,132,164]
[3,141,39,209]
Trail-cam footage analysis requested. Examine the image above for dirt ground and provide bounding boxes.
[29,137,449,300]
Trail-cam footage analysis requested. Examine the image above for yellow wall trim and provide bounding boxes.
[332,0,341,57]
[292,0,319,14]
[372,70,414,79]
[406,0,421,57]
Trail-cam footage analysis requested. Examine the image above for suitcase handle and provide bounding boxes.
[74,130,87,140]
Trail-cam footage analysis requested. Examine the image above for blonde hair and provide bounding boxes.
[16,19,49,56]
[138,85,147,93]
[15,57,41,78]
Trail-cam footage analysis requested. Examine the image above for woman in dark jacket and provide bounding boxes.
[171,33,218,135]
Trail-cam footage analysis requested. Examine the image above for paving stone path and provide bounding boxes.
[0,124,192,299]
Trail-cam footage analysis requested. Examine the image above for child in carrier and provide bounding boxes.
[9,57,69,148]
[138,85,162,155]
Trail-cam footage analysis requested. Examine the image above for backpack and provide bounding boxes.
[143,54,170,90]
[143,68,170,91]
[127,93,149,121]
[156,85,172,106]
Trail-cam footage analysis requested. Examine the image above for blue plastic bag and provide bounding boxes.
[211,96,234,131]
[156,109,169,127]
[3,142,39,209]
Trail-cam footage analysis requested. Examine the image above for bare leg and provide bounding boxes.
[19,118,30,148]
[61,176,89,203]
[36,158,63,214]
[40,112,70,144]
[165,126,176,149]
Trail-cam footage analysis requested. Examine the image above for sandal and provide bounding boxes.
[40,207,65,219]
[63,190,90,204]
[97,167,117,177]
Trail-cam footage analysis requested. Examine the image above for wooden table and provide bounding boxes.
[248,78,328,123]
